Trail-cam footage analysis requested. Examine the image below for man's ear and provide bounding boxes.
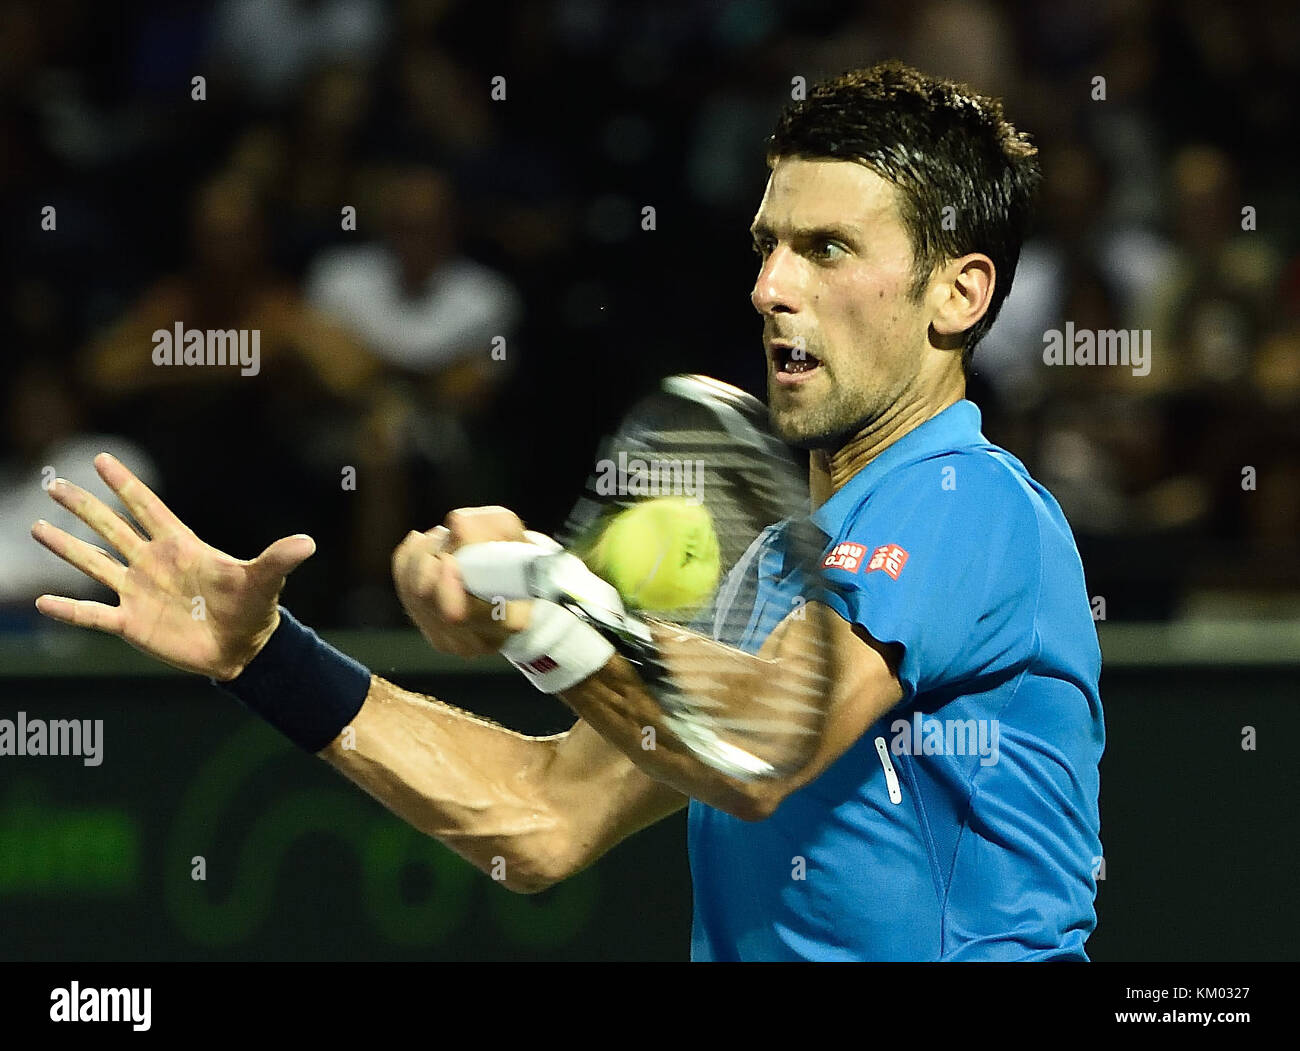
[929,254,996,340]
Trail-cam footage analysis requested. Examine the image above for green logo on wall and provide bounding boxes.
[0,780,138,893]
[164,722,597,948]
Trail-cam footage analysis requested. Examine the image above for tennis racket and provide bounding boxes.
[456,374,836,782]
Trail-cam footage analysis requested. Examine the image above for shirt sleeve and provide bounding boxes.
[815,452,1041,701]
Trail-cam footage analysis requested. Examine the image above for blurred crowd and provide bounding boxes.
[2,0,1298,628]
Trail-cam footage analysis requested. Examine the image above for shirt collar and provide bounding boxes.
[808,399,984,536]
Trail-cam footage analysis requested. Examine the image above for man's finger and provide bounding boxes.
[31,520,128,593]
[392,530,440,598]
[434,553,470,622]
[443,506,526,550]
[251,534,316,582]
[94,452,185,537]
[424,525,451,553]
[114,509,150,544]
[34,595,125,635]
[47,479,147,563]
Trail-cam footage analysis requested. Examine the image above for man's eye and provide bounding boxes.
[751,241,771,257]
[812,241,845,261]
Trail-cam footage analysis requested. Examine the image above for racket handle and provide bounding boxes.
[453,541,547,601]
[454,538,630,634]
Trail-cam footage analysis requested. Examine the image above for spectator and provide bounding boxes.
[304,165,523,622]
[0,362,160,629]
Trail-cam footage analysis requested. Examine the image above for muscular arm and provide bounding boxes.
[29,463,685,898]
[320,675,686,893]
[412,508,904,826]
[558,606,903,821]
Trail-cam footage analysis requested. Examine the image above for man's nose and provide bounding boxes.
[751,247,800,315]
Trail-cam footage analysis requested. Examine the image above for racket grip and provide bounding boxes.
[453,541,546,601]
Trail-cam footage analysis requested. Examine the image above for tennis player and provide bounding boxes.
[31,61,1102,961]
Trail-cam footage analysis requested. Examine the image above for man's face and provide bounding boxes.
[751,157,935,450]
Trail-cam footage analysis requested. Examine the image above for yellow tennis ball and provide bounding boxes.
[588,497,721,613]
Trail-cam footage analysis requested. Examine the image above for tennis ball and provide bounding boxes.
[587,497,721,614]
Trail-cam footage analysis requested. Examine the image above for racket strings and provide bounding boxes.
[560,375,834,780]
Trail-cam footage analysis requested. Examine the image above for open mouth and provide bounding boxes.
[770,341,822,379]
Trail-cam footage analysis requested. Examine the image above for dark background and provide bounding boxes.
[1,660,1295,961]
[3,0,1299,628]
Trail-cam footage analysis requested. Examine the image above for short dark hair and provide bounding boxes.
[765,61,1041,367]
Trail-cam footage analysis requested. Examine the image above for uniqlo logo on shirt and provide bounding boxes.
[865,544,909,579]
[823,542,867,572]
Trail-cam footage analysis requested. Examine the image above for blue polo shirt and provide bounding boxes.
[687,399,1104,961]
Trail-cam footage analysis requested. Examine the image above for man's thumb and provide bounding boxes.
[253,534,317,580]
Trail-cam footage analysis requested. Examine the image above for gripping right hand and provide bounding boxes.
[30,452,316,681]
[391,506,539,658]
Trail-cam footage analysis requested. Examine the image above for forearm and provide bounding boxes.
[553,608,837,811]
[558,620,819,819]
[318,674,568,892]
[559,647,758,818]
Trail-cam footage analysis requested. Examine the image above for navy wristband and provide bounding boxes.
[213,607,372,753]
